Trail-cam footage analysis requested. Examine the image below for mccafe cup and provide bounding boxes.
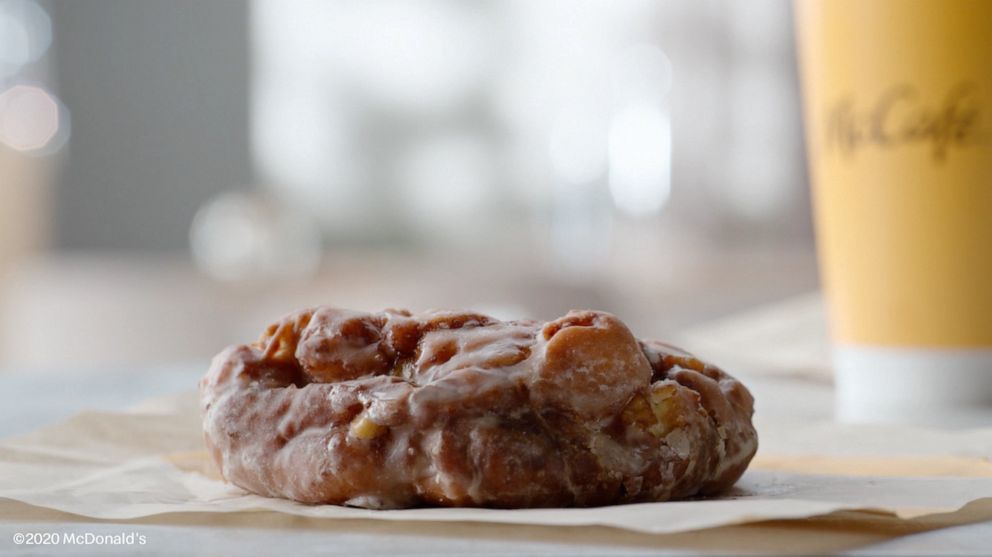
[796,0,992,424]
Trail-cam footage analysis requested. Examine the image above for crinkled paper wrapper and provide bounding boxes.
[1,392,991,537]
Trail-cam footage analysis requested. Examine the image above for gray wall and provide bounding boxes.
[51,0,252,251]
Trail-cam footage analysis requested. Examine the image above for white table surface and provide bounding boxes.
[1,365,990,556]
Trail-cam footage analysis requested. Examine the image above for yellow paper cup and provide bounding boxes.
[796,0,992,424]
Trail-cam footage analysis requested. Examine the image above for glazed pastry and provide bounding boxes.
[200,307,757,508]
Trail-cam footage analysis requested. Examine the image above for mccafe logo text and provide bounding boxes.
[826,82,984,161]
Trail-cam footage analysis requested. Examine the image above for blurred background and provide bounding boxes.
[0,0,819,372]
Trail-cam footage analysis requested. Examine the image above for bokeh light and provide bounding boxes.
[611,44,673,105]
[608,44,672,218]
[0,0,51,78]
[608,104,671,217]
[190,192,321,282]
[0,84,66,153]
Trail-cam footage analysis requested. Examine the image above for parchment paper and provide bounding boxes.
[2,391,991,535]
